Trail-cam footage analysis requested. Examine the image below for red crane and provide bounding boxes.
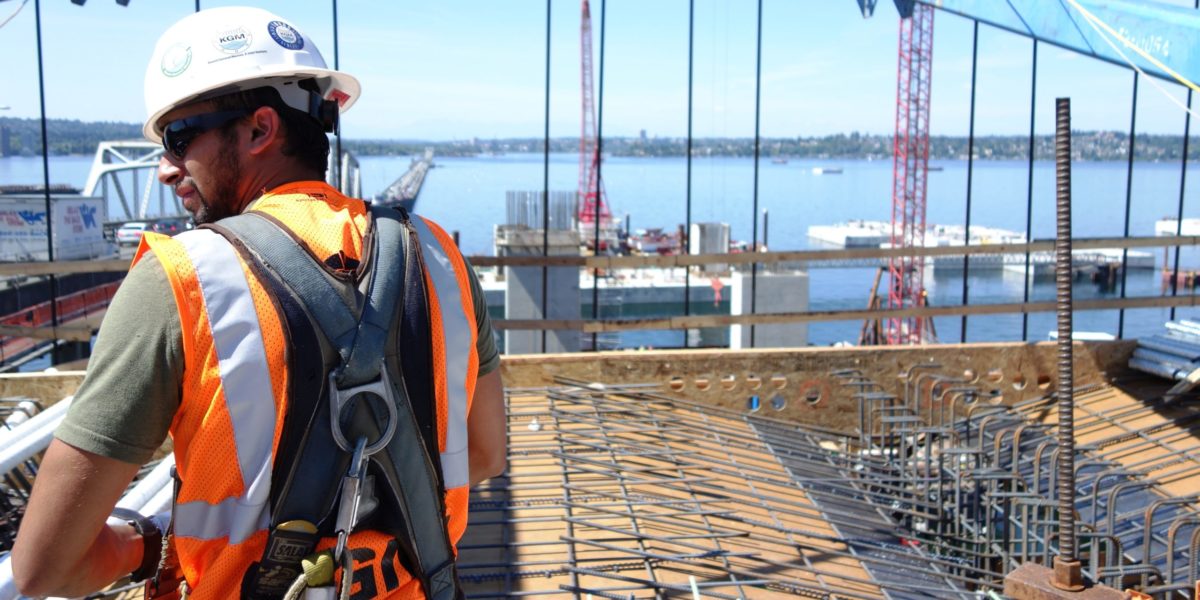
[886,2,935,344]
[578,0,612,240]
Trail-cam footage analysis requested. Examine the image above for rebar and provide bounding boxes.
[10,362,1192,598]
[1053,98,1081,585]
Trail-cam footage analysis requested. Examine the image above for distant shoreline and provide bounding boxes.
[3,150,1194,165]
[2,116,1199,162]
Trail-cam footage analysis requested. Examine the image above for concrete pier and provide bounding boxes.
[496,226,581,354]
[730,269,809,349]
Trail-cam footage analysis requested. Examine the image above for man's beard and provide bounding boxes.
[189,130,243,225]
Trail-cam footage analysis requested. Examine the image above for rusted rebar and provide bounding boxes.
[1052,96,1083,591]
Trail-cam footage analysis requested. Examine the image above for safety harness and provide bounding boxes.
[197,205,462,599]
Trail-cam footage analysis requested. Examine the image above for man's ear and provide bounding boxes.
[246,106,282,156]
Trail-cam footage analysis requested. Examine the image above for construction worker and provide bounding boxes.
[12,7,505,599]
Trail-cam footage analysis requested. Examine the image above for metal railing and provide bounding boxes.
[0,234,1194,341]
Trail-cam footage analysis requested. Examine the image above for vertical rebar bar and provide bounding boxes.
[1171,86,1192,322]
[749,0,763,346]
[683,0,694,348]
[1021,40,1038,341]
[541,0,552,353]
[33,0,59,350]
[590,0,606,352]
[1118,72,1137,338]
[961,21,978,343]
[1170,0,1196,320]
[332,0,342,192]
[1052,97,1083,591]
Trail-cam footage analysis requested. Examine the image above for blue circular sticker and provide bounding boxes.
[268,21,304,51]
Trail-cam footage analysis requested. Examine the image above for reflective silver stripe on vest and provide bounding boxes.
[412,217,472,489]
[173,229,275,544]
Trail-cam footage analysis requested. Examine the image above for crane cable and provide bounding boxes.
[1064,0,1200,119]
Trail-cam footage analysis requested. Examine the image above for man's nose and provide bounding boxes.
[158,154,182,186]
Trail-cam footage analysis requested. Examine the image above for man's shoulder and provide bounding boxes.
[142,227,218,246]
[406,213,460,247]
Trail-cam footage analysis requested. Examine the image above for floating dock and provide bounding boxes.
[809,220,1157,272]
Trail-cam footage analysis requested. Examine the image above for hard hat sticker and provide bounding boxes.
[267,21,303,51]
[214,27,252,54]
[161,43,193,78]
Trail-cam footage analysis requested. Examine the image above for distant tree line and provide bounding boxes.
[0,118,142,156]
[2,117,1198,162]
[451,132,1200,162]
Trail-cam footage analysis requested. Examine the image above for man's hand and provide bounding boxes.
[12,439,143,597]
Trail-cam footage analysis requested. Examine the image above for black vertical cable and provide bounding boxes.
[1021,40,1037,341]
[541,0,552,352]
[1170,0,1198,322]
[683,0,694,349]
[1171,97,1193,322]
[961,21,979,343]
[34,0,58,350]
[332,0,342,192]
[749,0,763,347]
[590,0,606,351]
[1118,72,1137,338]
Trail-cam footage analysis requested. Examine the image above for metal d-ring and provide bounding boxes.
[329,361,399,456]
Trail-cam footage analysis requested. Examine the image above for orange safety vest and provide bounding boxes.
[133,182,479,598]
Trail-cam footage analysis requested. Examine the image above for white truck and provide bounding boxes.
[0,194,110,262]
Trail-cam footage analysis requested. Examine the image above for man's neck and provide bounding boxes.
[238,165,325,212]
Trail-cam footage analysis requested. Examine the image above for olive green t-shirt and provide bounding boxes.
[55,250,501,465]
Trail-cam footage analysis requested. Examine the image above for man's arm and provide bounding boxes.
[467,368,506,486]
[12,440,143,597]
[14,255,182,596]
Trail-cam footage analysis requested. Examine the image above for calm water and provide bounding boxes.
[3,153,1198,348]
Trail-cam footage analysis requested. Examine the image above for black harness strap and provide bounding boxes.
[209,225,338,598]
[396,213,443,488]
[212,206,460,600]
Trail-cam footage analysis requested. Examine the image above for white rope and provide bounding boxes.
[0,0,29,32]
[1066,0,1200,120]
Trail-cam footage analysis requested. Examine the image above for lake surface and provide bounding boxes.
[2,152,1197,347]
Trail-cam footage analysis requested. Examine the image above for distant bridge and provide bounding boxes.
[374,148,434,211]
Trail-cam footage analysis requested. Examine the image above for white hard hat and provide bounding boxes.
[143,6,360,143]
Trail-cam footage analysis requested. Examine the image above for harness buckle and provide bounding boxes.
[328,360,399,456]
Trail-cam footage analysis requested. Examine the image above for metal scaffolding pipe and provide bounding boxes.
[0,398,72,476]
[115,455,176,515]
[0,397,69,452]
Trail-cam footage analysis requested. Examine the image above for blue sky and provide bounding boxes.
[1,0,1198,140]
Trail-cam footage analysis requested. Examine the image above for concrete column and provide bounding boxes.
[730,269,809,349]
[497,226,581,354]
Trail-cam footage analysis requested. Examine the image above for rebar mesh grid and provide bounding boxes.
[458,380,979,599]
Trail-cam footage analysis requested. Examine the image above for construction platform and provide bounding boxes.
[0,340,1195,598]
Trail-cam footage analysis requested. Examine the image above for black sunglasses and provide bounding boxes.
[161,109,252,160]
